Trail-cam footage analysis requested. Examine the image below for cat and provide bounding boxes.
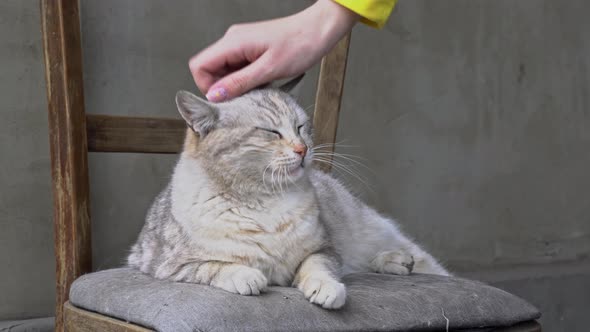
[127,76,449,310]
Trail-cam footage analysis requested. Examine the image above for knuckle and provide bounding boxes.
[252,62,277,84]
[188,56,201,71]
[261,62,277,79]
[228,75,248,92]
[225,24,242,35]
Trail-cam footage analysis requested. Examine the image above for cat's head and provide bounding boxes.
[176,75,313,194]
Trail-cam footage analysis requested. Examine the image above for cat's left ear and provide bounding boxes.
[278,74,305,99]
[175,90,218,137]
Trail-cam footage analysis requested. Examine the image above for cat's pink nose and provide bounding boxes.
[293,144,307,157]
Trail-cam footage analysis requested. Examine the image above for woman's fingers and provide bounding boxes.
[189,38,254,95]
[206,52,276,102]
[189,45,224,94]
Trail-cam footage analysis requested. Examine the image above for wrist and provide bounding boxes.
[310,0,359,47]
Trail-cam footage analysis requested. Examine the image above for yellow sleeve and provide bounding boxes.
[332,0,398,29]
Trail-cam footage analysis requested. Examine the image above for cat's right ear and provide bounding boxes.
[278,74,305,99]
[175,90,218,137]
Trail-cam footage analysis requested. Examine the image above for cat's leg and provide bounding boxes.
[359,206,449,276]
[164,261,268,295]
[311,171,449,277]
[293,251,346,309]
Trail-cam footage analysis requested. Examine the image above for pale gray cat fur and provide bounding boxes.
[128,76,449,309]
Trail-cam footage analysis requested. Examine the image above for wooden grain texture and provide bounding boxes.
[87,115,186,153]
[494,321,542,332]
[64,303,152,332]
[312,33,351,172]
[41,1,92,331]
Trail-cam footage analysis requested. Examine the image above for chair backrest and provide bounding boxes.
[41,0,350,330]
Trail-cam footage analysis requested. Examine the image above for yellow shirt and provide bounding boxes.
[333,0,398,28]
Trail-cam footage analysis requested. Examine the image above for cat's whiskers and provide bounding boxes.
[280,165,287,194]
[281,164,289,195]
[311,145,365,168]
[275,166,283,196]
[312,156,374,192]
[262,163,273,193]
[313,152,374,175]
[312,144,374,175]
[313,155,363,179]
[278,165,286,196]
[312,148,368,161]
[312,140,359,150]
[313,157,366,186]
[270,167,278,195]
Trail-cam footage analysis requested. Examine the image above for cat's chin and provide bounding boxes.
[288,166,305,178]
[286,163,307,179]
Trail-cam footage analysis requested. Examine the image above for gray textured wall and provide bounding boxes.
[1,1,589,330]
[0,0,54,320]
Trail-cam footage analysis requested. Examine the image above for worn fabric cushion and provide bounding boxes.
[70,268,539,332]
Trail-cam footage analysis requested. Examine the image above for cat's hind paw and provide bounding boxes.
[371,250,415,275]
[299,276,346,309]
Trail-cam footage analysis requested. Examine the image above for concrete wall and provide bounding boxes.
[0,0,54,320]
[1,0,588,330]
[342,4,590,330]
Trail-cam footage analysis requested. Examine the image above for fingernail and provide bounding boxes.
[206,87,228,102]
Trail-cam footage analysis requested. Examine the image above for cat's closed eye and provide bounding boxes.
[257,127,283,139]
[297,124,304,134]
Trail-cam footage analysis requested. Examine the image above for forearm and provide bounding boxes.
[293,250,342,287]
[293,250,346,309]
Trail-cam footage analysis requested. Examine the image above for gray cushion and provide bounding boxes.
[70,268,539,332]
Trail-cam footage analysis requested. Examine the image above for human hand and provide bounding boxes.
[189,0,358,102]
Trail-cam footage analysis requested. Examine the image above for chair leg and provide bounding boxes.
[40,0,93,330]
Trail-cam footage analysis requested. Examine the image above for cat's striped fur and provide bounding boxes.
[128,79,448,309]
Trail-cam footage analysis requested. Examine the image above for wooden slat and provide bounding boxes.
[86,115,186,153]
[41,1,92,331]
[64,302,152,332]
[313,33,351,172]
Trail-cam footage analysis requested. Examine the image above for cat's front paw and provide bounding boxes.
[299,276,346,309]
[212,265,268,296]
[371,250,415,275]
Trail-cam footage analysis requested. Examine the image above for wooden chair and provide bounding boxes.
[41,1,541,331]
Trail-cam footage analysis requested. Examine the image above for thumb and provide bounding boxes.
[205,53,275,102]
